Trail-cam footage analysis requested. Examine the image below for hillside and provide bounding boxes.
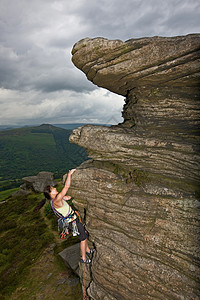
[0,124,88,190]
[0,184,82,299]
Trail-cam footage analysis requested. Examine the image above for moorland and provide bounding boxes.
[0,123,88,192]
[0,123,90,298]
[0,181,83,299]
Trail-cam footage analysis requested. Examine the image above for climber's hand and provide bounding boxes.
[69,169,76,175]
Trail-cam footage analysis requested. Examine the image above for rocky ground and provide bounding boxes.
[9,243,82,300]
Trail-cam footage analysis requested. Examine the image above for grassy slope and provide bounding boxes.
[0,124,88,189]
[0,188,20,202]
[0,184,82,300]
[0,124,86,298]
[0,192,53,297]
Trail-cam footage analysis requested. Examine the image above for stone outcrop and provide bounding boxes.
[21,172,56,193]
[69,35,200,299]
[59,243,80,276]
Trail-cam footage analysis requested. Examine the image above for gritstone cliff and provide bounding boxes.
[69,35,200,300]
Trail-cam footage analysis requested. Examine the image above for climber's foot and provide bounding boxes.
[86,249,95,256]
[81,257,91,264]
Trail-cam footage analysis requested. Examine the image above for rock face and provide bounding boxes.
[69,35,200,300]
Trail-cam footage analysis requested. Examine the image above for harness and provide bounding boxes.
[51,199,80,239]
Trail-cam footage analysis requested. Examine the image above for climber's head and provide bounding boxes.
[44,185,58,200]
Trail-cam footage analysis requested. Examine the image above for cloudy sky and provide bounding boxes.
[0,0,199,126]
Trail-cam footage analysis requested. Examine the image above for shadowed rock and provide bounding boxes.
[59,243,80,276]
[70,35,200,300]
[21,172,56,193]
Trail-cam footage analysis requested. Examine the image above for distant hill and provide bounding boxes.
[53,123,88,130]
[0,123,111,131]
[0,125,25,131]
[0,124,87,131]
[53,123,111,130]
[0,124,88,190]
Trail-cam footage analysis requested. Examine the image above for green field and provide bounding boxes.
[0,187,20,202]
[0,124,88,190]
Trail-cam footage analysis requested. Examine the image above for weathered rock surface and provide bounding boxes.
[72,35,200,95]
[59,242,92,296]
[59,243,80,276]
[21,171,56,193]
[69,35,200,299]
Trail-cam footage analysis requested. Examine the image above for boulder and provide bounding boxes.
[22,172,56,193]
[11,189,31,198]
[59,243,80,276]
[69,35,200,300]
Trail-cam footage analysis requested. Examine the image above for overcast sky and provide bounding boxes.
[0,0,199,126]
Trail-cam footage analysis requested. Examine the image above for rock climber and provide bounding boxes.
[44,169,94,264]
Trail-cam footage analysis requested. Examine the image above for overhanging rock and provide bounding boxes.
[69,34,200,300]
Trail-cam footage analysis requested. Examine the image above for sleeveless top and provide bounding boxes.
[51,198,77,221]
[56,200,72,217]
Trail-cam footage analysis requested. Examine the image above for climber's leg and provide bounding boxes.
[80,239,87,261]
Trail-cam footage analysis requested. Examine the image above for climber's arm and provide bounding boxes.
[63,195,72,201]
[55,169,76,203]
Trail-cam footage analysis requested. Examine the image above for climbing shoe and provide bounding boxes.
[81,257,91,264]
[86,249,95,256]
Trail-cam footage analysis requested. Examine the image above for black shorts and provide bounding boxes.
[68,218,88,241]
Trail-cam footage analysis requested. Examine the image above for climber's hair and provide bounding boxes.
[43,185,52,200]
[33,185,52,212]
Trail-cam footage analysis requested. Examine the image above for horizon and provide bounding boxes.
[0,121,113,130]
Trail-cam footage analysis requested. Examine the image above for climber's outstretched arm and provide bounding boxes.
[54,169,76,203]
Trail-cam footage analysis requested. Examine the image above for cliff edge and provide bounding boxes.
[69,35,200,299]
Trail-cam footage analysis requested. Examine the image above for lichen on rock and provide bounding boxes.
[69,35,200,299]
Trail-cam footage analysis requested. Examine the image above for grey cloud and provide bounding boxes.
[0,1,97,94]
[47,37,72,49]
[0,42,95,93]
[34,70,95,93]
[161,10,200,33]
[80,0,200,39]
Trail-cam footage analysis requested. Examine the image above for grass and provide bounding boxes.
[9,242,82,300]
[0,179,22,192]
[0,188,20,202]
[2,132,56,147]
[0,124,88,182]
[0,188,82,300]
[0,193,51,296]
